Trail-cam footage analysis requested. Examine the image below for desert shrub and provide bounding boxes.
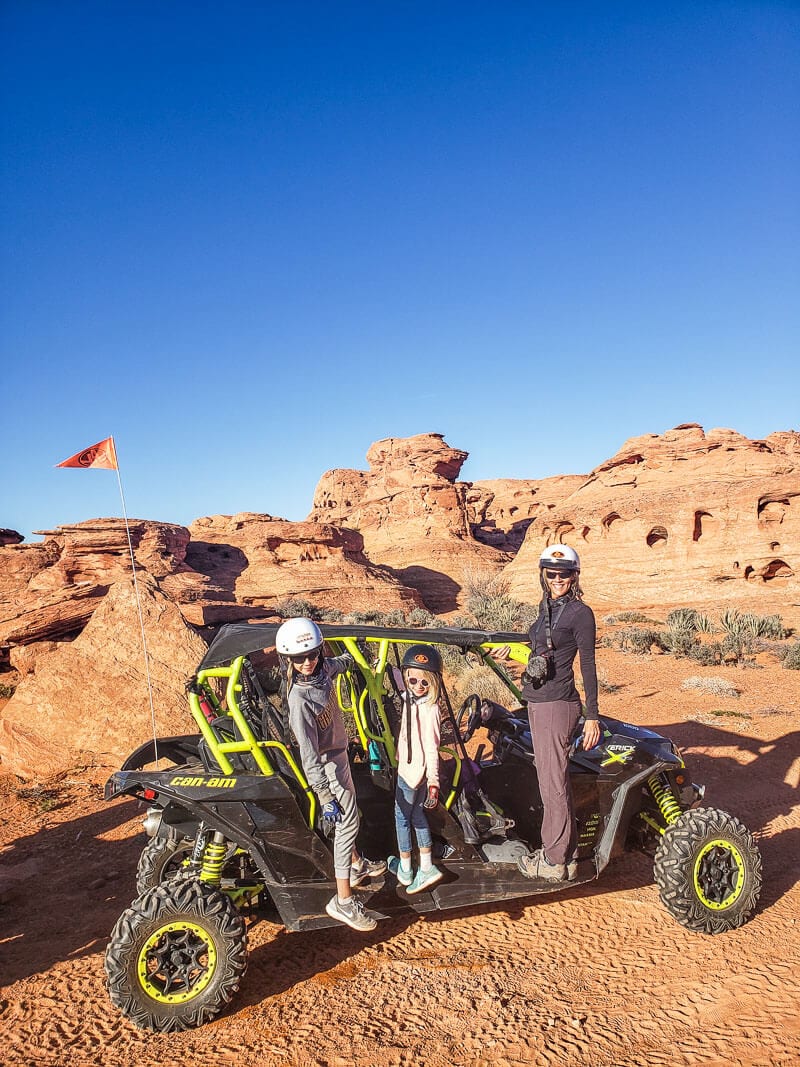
[717,608,776,648]
[275,597,319,619]
[666,607,715,634]
[611,627,664,654]
[681,676,741,699]
[666,608,700,630]
[604,611,659,625]
[461,566,538,632]
[782,642,800,670]
[686,642,723,666]
[406,607,437,627]
[447,661,517,711]
[316,606,344,622]
[343,608,406,625]
[0,682,16,699]
[747,613,787,639]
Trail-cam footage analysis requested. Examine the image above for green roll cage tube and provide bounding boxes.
[185,635,530,830]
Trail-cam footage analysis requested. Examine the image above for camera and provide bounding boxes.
[522,653,551,689]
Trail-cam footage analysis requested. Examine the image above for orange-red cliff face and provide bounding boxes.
[503,424,799,609]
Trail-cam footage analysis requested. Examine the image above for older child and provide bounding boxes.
[277,617,385,931]
[388,644,443,894]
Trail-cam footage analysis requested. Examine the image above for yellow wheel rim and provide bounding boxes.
[693,838,745,910]
[136,920,217,1004]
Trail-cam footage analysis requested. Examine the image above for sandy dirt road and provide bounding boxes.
[1,647,799,1067]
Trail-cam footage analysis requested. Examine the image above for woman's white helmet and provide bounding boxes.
[275,617,323,656]
[539,544,580,574]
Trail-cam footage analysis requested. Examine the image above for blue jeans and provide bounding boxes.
[394,775,432,854]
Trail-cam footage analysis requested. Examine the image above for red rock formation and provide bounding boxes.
[0,519,196,646]
[466,475,587,551]
[0,577,207,778]
[309,433,508,611]
[503,424,800,608]
[187,513,422,616]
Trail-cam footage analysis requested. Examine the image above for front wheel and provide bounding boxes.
[653,806,762,934]
[105,878,248,1031]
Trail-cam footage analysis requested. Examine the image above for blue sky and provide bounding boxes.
[2,2,798,543]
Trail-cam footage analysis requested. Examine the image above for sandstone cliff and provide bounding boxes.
[503,424,799,608]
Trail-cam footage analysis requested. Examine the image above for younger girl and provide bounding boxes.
[388,644,443,894]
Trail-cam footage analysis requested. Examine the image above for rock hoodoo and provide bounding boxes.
[309,433,507,611]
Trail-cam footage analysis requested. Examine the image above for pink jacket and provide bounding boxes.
[396,693,441,790]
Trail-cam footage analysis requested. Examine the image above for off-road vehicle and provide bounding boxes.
[104,622,762,1032]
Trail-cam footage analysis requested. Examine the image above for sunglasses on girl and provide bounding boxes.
[406,676,430,689]
[545,570,573,580]
[288,650,320,664]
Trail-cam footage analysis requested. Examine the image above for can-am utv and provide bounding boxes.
[103,622,762,1032]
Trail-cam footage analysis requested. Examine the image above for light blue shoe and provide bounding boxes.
[387,855,413,886]
[406,865,443,895]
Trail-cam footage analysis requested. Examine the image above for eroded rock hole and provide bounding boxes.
[646,526,668,549]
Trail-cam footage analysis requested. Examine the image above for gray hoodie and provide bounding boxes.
[287,653,353,805]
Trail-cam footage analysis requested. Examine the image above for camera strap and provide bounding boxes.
[538,597,554,654]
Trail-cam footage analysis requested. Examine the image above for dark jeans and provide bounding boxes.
[527,699,581,865]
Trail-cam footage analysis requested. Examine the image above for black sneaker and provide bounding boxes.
[325,894,377,931]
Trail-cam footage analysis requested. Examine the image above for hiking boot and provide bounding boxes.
[405,866,443,895]
[350,855,387,887]
[325,894,377,931]
[517,849,566,881]
[387,855,413,887]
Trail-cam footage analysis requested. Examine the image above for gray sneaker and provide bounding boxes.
[566,857,578,880]
[350,855,387,887]
[517,849,566,881]
[325,894,377,931]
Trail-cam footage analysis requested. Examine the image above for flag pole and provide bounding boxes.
[110,436,160,765]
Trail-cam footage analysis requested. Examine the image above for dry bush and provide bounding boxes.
[681,675,741,699]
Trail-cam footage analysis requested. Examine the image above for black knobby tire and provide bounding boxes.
[136,835,194,896]
[653,806,762,934]
[104,878,248,1032]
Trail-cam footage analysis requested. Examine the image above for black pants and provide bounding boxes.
[527,699,581,865]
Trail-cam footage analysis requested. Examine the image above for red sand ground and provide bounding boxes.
[1,639,799,1067]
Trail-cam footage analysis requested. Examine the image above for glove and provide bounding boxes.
[322,799,344,825]
[423,785,440,810]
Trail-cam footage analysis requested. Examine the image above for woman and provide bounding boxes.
[518,545,602,881]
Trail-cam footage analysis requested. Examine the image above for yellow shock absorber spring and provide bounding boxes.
[648,773,682,826]
[199,836,227,887]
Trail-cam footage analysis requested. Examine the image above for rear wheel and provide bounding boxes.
[105,878,247,1031]
[136,835,194,896]
[654,807,762,934]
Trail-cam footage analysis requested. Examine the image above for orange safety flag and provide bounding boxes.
[56,436,118,470]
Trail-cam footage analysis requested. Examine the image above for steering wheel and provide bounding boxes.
[456,693,482,742]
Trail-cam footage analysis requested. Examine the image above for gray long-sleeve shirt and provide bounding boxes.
[287,653,353,805]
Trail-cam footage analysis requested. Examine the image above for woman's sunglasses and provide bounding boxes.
[288,651,320,664]
[406,676,430,689]
[544,570,573,580]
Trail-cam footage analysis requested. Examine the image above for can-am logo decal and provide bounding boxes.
[170,775,237,788]
[414,653,428,663]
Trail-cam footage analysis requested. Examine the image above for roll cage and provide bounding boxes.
[183,622,531,828]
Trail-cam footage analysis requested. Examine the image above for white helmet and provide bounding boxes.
[539,544,580,573]
[275,617,323,656]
